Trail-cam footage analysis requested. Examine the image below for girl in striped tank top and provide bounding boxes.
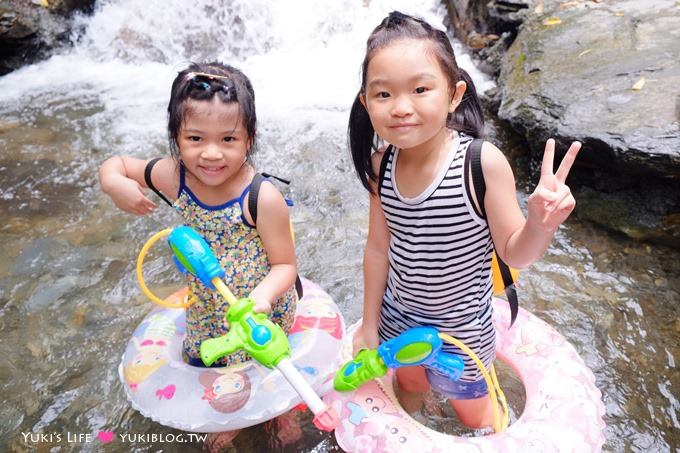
[348,12,582,429]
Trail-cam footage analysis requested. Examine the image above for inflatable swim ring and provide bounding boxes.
[324,298,606,452]
[119,278,345,433]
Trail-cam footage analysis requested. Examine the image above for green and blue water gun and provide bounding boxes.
[141,225,338,431]
[334,326,464,392]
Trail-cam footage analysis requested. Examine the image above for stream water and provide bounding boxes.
[0,0,678,452]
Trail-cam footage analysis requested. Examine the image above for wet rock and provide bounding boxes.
[497,0,680,247]
[443,0,530,75]
[576,187,680,248]
[444,0,680,248]
[0,0,94,75]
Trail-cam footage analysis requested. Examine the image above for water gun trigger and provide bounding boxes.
[428,351,464,381]
[200,331,243,366]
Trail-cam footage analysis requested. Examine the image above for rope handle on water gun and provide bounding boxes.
[163,226,338,431]
[136,228,197,309]
[334,327,509,433]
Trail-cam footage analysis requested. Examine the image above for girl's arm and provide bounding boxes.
[353,150,391,353]
[482,139,581,269]
[247,183,298,314]
[99,156,176,215]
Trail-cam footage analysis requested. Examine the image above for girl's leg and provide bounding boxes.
[264,409,303,448]
[395,366,430,412]
[448,395,496,429]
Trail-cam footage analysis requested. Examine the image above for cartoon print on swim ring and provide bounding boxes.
[119,279,346,433]
[123,312,181,390]
[332,392,427,453]
[199,365,252,413]
[289,290,344,339]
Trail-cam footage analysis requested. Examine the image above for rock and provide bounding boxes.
[442,0,530,75]
[443,0,680,247]
[576,187,679,248]
[496,0,680,247]
[498,1,680,176]
[0,0,94,75]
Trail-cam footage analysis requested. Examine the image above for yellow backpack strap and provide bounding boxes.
[494,254,519,326]
[247,173,304,299]
[467,139,519,327]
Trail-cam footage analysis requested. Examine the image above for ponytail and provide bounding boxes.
[349,11,487,192]
[448,68,484,138]
[348,93,377,194]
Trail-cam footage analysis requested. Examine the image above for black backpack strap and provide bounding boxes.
[466,139,518,327]
[248,173,267,225]
[261,172,290,185]
[247,172,304,300]
[499,262,519,326]
[144,157,173,207]
[294,275,304,301]
[468,139,487,218]
[377,145,394,197]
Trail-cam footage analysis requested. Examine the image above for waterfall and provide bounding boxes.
[0,0,493,153]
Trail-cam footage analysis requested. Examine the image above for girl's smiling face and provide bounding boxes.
[361,39,460,154]
[178,98,251,188]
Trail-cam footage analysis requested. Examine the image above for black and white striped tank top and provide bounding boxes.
[377,134,496,382]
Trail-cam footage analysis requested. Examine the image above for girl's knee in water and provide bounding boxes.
[448,396,495,429]
[395,366,430,393]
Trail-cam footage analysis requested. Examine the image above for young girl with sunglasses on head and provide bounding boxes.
[99,62,298,369]
[349,12,581,429]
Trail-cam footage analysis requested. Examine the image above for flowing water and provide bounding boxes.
[0,0,678,451]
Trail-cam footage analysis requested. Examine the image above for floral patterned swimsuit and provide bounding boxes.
[174,165,297,367]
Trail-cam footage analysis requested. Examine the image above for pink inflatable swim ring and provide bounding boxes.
[324,298,606,452]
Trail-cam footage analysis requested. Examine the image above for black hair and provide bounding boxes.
[349,11,485,193]
[167,61,257,161]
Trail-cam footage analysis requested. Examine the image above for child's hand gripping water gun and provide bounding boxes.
[334,326,511,433]
[334,327,464,392]
[167,226,338,431]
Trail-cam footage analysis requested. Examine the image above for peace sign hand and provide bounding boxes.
[527,139,581,232]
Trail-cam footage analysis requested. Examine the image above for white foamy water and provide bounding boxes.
[0,0,494,152]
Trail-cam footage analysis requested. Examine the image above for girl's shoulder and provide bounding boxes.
[147,157,180,198]
[241,175,289,227]
[251,180,287,212]
[478,141,512,180]
[371,144,392,174]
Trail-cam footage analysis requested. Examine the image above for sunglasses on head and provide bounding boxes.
[185,71,232,91]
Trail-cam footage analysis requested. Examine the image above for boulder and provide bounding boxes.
[0,0,94,75]
[444,0,680,248]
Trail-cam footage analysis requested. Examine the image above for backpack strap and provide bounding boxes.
[377,145,394,197]
[248,173,267,225]
[247,172,304,300]
[498,262,518,326]
[466,139,518,327]
[468,139,487,218]
[144,157,173,207]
